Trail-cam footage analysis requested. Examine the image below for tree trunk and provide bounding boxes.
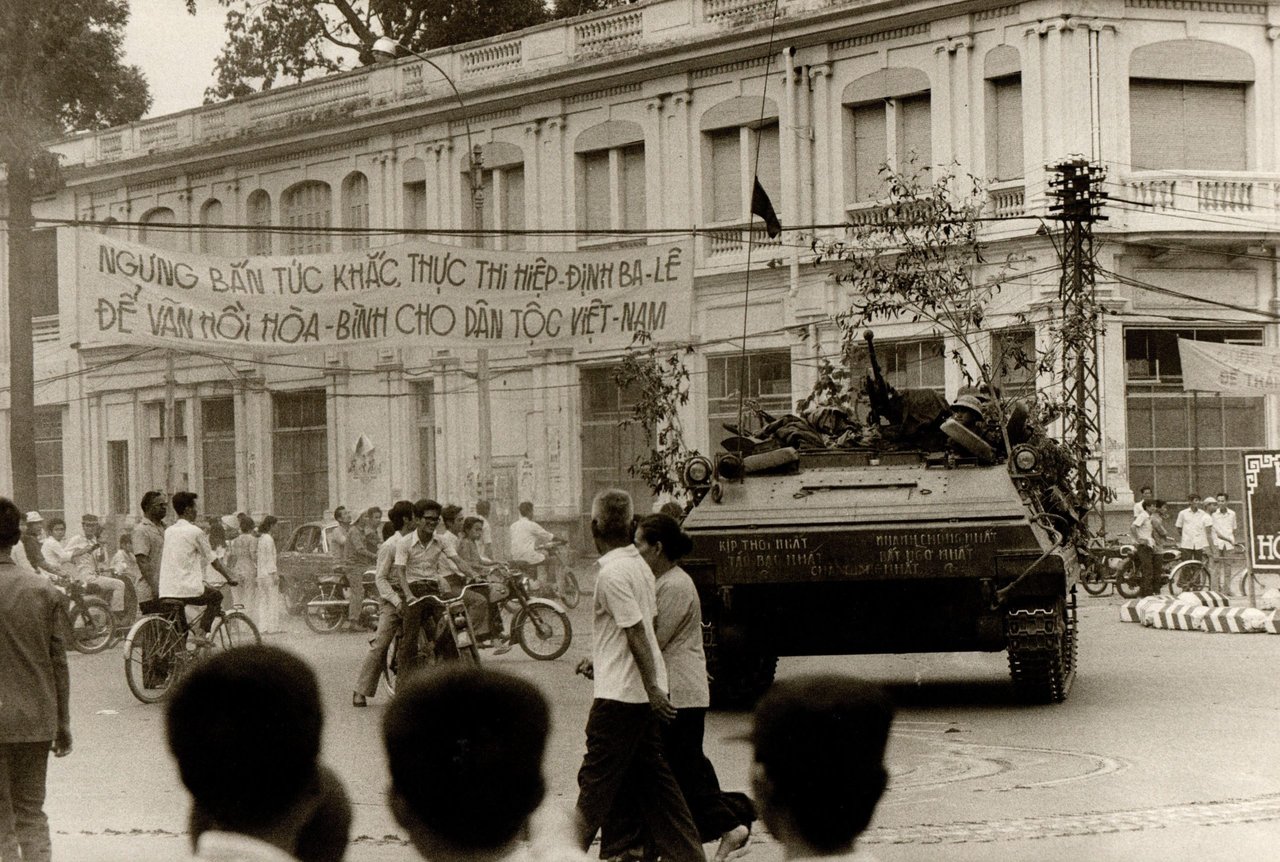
[5,152,37,507]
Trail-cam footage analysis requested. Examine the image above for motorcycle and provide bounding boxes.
[485,563,572,661]
[54,576,114,654]
[304,568,379,633]
[509,538,582,609]
[1083,542,1210,598]
[382,581,485,695]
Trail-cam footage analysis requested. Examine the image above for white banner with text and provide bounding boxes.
[1178,338,1280,395]
[72,229,693,352]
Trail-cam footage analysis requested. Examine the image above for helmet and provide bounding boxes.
[953,394,987,415]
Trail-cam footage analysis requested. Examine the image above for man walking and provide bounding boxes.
[0,496,72,862]
[1175,494,1214,564]
[574,489,703,862]
[159,492,234,640]
[131,491,167,605]
[353,500,417,708]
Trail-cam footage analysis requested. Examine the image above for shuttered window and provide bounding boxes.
[897,94,932,173]
[580,150,612,231]
[620,144,646,231]
[200,200,225,255]
[247,191,272,256]
[342,172,370,250]
[1130,80,1247,171]
[201,398,237,516]
[31,229,59,318]
[850,103,887,202]
[281,182,332,255]
[708,128,741,222]
[503,167,526,251]
[989,76,1024,181]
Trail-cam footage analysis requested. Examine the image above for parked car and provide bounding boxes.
[277,520,375,616]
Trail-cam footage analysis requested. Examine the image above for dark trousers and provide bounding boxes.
[1132,544,1158,596]
[603,708,754,853]
[0,742,52,862]
[576,699,704,862]
[182,585,223,635]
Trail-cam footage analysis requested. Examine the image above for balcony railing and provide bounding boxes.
[988,181,1026,218]
[705,222,784,257]
[1115,171,1280,229]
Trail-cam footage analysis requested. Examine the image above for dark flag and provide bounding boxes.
[751,177,782,238]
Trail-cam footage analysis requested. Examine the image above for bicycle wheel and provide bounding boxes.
[1114,560,1143,599]
[383,633,400,696]
[513,603,572,661]
[1080,564,1110,597]
[124,616,183,704]
[71,597,115,654]
[210,611,262,650]
[560,570,582,609]
[1167,560,1210,596]
[303,584,346,634]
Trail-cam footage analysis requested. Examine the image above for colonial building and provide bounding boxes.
[4,0,1280,541]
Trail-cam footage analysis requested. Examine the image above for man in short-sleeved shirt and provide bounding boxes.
[1211,495,1238,551]
[1175,496,1214,562]
[132,491,168,603]
[574,489,702,862]
[159,492,232,637]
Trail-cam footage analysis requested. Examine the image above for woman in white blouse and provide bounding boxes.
[254,515,282,634]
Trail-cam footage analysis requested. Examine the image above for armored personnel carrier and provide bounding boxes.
[681,437,1082,707]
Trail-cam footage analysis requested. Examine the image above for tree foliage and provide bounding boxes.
[0,0,150,158]
[612,332,699,503]
[193,0,556,101]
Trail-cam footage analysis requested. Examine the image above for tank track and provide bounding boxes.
[1005,587,1077,704]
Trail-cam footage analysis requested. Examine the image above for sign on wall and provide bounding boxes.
[1178,338,1280,396]
[1243,451,1280,572]
[72,229,693,352]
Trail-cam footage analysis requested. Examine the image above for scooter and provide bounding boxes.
[304,568,379,633]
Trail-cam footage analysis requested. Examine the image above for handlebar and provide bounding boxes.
[406,581,486,607]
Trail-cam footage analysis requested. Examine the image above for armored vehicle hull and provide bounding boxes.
[682,449,1080,706]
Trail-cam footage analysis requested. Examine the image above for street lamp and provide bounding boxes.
[369,34,493,507]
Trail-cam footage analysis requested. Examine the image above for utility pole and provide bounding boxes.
[468,143,494,505]
[5,152,37,506]
[1048,157,1108,531]
[164,350,177,494]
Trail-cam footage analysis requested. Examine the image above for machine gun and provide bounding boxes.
[863,331,902,427]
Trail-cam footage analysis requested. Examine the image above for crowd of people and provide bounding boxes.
[8,492,287,637]
[0,488,898,862]
[1128,487,1241,596]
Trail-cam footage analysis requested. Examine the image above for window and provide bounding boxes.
[108,441,130,516]
[580,366,653,512]
[200,199,225,255]
[703,124,781,223]
[1130,81,1246,171]
[987,76,1024,181]
[415,382,437,499]
[1125,328,1265,502]
[272,390,328,535]
[849,103,888,202]
[247,190,272,256]
[403,158,428,231]
[202,398,237,516]
[706,351,793,452]
[281,181,332,255]
[139,207,181,251]
[31,229,58,318]
[342,172,370,250]
[34,408,64,523]
[842,69,932,205]
[576,144,645,239]
[147,400,189,491]
[848,337,945,393]
[464,164,526,251]
[991,328,1036,398]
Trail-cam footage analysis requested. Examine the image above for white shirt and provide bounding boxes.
[1133,500,1149,518]
[591,545,667,704]
[11,541,36,577]
[1175,507,1214,551]
[1131,509,1154,547]
[256,533,278,577]
[191,830,300,862]
[40,536,73,574]
[509,516,554,564]
[1211,507,1238,546]
[654,566,711,709]
[159,519,218,599]
[476,515,494,548]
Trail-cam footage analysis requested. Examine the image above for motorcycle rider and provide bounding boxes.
[353,500,417,708]
[509,501,565,599]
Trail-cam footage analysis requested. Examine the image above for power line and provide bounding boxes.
[1100,267,1280,322]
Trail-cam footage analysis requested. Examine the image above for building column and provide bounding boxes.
[542,116,568,250]
[808,65,833,225]
[669,91,695,233]
[524,120,543,233]
[953,37,974,171]
[1267,27,1280,171]
[1022,22,1047,207]
[645,95,666,232]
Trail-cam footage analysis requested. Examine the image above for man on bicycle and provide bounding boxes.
[158,492,235,643]
[509,502,565,599]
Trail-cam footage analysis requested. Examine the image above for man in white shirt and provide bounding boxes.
[473,500,495,558]
[573,489,703,862]
[1210,493,1239,593]
[509,501,564,597]
[64,514,125,615]
[1130,499,1159,596]
[352,501,418,708]
[751,675,894,862]
[159,492,234,639]
[1174,494,1215,564]
[1133,485,1153,519]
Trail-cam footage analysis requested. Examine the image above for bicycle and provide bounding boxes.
[1222,543,1280,599]
[122,582,261,704]
[511,539,582,610]
[53,576,114,654]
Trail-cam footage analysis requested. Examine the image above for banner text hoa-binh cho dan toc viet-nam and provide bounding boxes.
[71,229,693,352]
